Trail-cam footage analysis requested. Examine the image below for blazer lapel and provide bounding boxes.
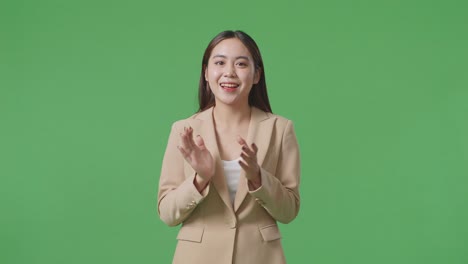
[233,107,274,212]
[195,107,234,212]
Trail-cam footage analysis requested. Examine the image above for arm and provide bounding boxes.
[157,122,210,226]
[249,120,300,224]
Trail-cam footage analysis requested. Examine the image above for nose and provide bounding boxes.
[223,64,237,77]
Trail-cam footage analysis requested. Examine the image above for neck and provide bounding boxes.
[213,103,251,128]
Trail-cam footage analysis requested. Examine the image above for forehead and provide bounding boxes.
[210,38,252,59]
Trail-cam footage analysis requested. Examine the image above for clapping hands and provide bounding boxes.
[237,136,262,189]
[177,126,214,191]
[177,126,262,192]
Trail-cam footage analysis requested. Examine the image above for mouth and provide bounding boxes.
[220,82,239,92]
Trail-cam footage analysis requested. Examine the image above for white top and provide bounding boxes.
[222,158,241,205]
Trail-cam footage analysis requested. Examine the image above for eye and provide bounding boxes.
[236,61,248,67]
[214,61,224,65]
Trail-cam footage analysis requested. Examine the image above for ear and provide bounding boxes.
[204,66,208,81]
[253,67,261,84]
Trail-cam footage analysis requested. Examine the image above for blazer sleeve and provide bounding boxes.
[157,121,210,227]
[249,119,300,224]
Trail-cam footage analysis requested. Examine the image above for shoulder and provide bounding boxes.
[255,108,295,130]
[257,111,298,148]
[269,113,292,126]
[169,107,212,132]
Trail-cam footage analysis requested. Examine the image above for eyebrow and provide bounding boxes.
[212,55,250,60]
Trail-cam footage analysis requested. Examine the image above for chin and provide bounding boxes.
[217,100,238,106]
[217,97,250,108]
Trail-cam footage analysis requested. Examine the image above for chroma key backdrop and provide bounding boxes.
[1,0,467,263]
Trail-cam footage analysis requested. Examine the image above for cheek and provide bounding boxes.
[240,70,256,83]
[207,72,219,90]
[207,68,221,80]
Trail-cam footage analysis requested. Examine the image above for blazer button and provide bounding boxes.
[229,221,237,229]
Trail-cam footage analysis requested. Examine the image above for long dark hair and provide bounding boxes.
[198,30,272,113]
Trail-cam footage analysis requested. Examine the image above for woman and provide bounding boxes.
[158,30,300,264]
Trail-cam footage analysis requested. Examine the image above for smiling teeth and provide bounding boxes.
[221,84,238,88]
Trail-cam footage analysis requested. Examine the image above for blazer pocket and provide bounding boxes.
[259,224,282,242]
[177,226,204,243]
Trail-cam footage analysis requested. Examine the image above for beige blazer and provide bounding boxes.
[158,106,300,264]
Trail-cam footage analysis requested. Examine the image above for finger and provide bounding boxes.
[186,127,197,148]
[177,145,191,162]
[180,128,192,151]
[238,159,254,180]
[238,159,249,172]
[241,145,255,158]
[180,132,189,150]
[237,135,247,146]
[241,152,256,167]
[194,135,207,151]
[240,153,251,167]
[251,143,258,154]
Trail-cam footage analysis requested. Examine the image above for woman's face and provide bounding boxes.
[205,38,260,108]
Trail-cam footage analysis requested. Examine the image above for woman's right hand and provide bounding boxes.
[177,126,214,191]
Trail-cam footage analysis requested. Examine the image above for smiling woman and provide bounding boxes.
[198,31,272,114]
[157,30,301,264]
[204,38,260,108]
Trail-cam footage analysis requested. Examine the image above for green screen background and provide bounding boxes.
[1,0,467,263]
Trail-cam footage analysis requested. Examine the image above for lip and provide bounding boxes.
[221,86,238,92]
[219,82,239,92]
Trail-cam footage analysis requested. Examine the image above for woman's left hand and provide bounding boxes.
[237,136,262,189]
